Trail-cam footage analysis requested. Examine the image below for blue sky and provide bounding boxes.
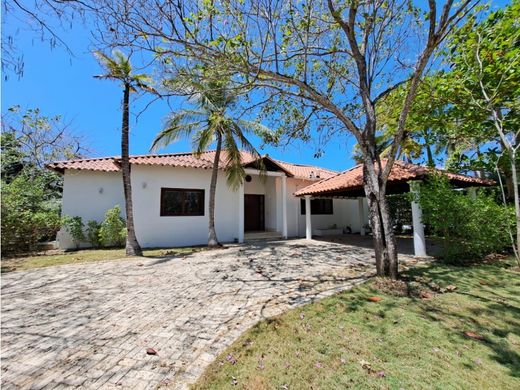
[1,14,355,172]
[1,1,509,172]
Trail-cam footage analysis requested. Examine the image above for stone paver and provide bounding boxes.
[1,239,419,389]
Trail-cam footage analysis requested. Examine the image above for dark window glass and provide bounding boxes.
[161,188,204,216]
[300,198,333,215]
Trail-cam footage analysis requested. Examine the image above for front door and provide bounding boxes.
[244,194,265,231]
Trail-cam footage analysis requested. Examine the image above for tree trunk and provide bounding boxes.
[208,133,222,247]
[363,157,399,279]
[510,152,520,264]
[121,83,142,256]
[426,144,434,168]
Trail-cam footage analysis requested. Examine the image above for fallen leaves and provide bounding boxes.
[367,296,383,302]
[226,354,237,365]
[359,359,386,378]
[420,291,434,300]
[464,331,485,341]
[359,359,371,370]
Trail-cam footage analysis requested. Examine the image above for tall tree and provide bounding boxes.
[367,77,461,169]
[94,50,154,256]
[1,106,86,255]
[93,0,476,279]
[438,0,520,260]
[151,68,269,247]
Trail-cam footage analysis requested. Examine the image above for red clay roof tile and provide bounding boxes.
[47,150,338,180]
[294,160,494,196]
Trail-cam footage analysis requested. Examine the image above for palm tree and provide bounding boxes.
[94,50,154,256]
[151,72,269,247]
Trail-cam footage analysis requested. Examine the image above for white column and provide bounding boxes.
[409,180,426,257]
[281,175,288,239]
[238,181,244,243]
[357,197,365,235]
[468,187,477,200]
[305,195,312,240]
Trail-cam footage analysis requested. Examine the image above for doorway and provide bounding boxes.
[244,194,265,231]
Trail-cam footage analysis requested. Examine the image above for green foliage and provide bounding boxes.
[1,107,86,255]
[86,220,102,248]
[387,194,412,231]
[437,1,519,177]
[151,66,270,189]
[1,174,62,255]
[417,175,514,262]
[63,216,85,249]
[94,50,155,92]
[98,206,127,247]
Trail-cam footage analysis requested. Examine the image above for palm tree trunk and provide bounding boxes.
[208,133,222,247]
[121,83,142,256]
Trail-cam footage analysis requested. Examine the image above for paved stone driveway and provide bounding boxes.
[1,239,417,389]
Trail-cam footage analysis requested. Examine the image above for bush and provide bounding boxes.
[417,174,514,263]
[99,205,126,247]
[1,175,62,255]
[63,216,85,249]
[86,220,102,248]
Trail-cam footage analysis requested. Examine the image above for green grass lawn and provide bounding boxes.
[194,259,520,389]
[1,246,204,273]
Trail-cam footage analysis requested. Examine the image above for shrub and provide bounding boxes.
[99,205,126,247]
[63,216,85,249]
[1,175,62,255]
[86,220,102,248]
[417,174,514,263]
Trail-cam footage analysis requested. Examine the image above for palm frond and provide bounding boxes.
[231,121,267,181]
[150,110,208,152]
[235,119,274,139]
[192,128,215,156]
[112,49,131,76]
[222,131,246,190]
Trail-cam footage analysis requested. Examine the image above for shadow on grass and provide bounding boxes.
[397,261,519,378]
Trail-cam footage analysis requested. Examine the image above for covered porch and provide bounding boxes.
[295,160,494,257]
[236,157,291,243]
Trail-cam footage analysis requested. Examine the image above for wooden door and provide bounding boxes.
[244,194,265,231]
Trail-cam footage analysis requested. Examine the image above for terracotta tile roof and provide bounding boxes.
[47,157,122,172]
[47,150,337,180]
[275,160,337,180]
[295,160,495,197]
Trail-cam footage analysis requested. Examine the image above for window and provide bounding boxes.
[160,188,205,216]
[300,198,333,215]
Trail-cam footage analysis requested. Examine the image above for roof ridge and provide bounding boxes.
[49,156,118,164]
[301,164,359,188]
[274,158,338,173]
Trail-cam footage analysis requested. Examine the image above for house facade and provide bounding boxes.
[49,151,369,249]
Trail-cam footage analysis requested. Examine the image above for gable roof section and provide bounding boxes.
[47,150,338,180]
[295,160,494,197]
[275,160,337,181]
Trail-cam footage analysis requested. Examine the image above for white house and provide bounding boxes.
[48,150,369,249]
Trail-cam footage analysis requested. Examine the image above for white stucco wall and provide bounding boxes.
[57,165,370,249]
[289,178,368,237]
[58,166,241,249]
[58,170,125,248]
[131,165,239,247]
